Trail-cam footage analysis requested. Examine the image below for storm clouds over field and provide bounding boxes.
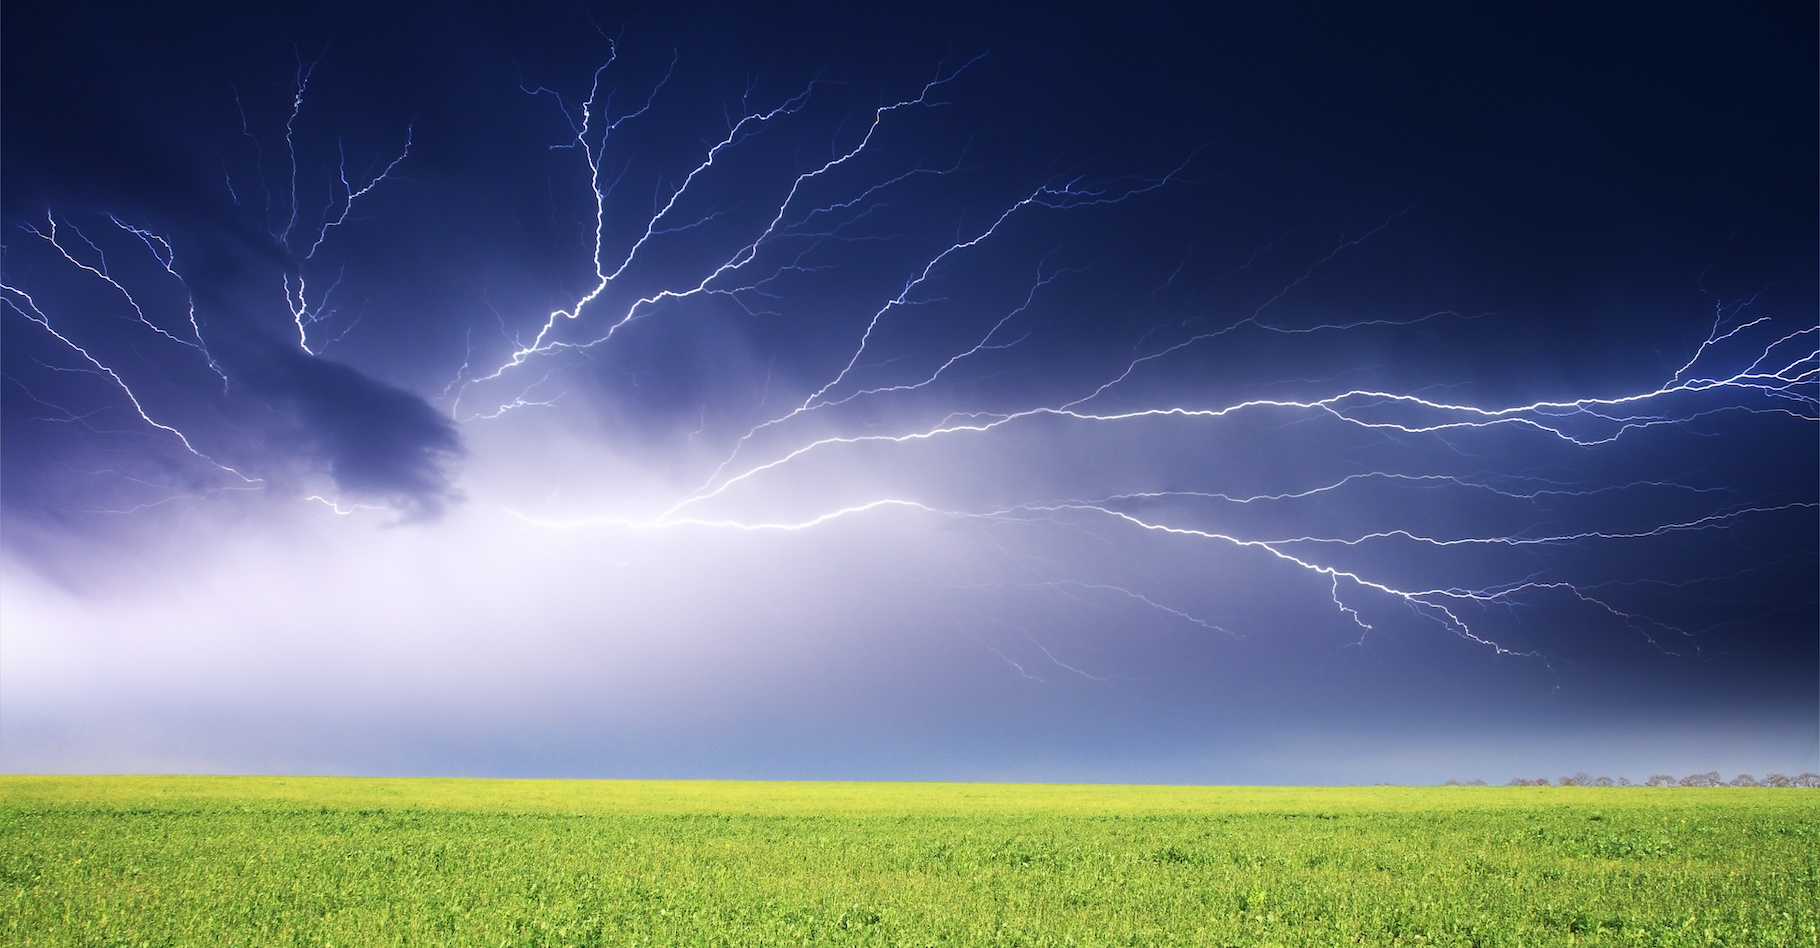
[3,2,1814,781]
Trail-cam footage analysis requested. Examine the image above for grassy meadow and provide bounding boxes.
[1,776,1814,946]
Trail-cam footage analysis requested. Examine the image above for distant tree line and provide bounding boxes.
[1444,772,1820,787]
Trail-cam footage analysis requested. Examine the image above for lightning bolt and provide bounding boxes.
[9,43,1812,681]
[278,58,412,355]
[2,61,415,510]
[432,47,1817,673]
[454,50,1051,412]
[0,282,256,485]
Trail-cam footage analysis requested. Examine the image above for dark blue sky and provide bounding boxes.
[3,1,1815,781]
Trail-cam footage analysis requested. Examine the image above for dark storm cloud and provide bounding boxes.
[3,1,469,518]
[241,344,463,513]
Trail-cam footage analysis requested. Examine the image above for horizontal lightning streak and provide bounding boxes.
[670,324,1816,517]
[9,46,1810,677]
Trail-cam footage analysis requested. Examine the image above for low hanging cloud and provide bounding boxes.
[240,344,464,516]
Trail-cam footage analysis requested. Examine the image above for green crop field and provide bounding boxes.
[1,776,1814,947]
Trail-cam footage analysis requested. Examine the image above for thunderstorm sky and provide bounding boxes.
[2,1,1815,783]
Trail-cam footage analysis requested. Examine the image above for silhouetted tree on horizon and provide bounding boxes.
[1471,772,1820,788]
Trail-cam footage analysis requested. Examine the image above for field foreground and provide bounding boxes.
[1,776,1814,946]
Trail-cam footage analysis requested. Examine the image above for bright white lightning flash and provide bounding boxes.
[5,47,1814,680]
[459,48,1816,670]
[274,59,414,356]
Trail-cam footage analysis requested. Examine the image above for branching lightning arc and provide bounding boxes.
[4,46,1814,680]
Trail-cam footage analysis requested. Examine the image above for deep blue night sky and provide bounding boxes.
[3,1,1815,782]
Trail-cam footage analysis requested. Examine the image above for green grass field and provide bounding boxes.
[1,776,1814,946]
